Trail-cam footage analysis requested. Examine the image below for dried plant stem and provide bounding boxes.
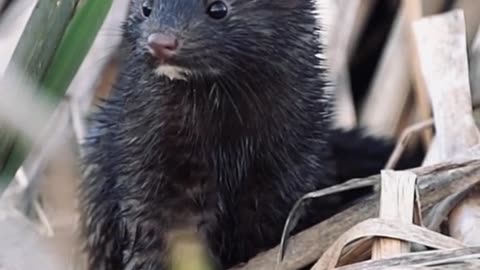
[372,171,417,259]
[359,7,410,137]
[403,0,433,147]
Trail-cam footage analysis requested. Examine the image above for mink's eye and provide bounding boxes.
[207,1,228,20]
[141,1,152,17]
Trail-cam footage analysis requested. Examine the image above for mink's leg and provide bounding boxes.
[79,168,221,270]
[81,197,220,270]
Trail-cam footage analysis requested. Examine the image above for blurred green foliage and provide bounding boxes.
[0,0,113,184]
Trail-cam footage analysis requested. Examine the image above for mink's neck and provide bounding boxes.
[163,71,302,143]
[112,54,328,152]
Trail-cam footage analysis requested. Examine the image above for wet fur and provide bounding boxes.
[79,1,419,269]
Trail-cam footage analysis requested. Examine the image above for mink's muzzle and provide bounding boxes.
[147,33,179,62]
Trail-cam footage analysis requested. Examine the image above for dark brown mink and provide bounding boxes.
[79,1,422,270]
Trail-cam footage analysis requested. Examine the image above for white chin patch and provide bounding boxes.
[154,65,190,81]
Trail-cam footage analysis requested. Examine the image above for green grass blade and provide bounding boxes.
[41,0,114,102]
[0,0,80,182]
[0,0,113,183]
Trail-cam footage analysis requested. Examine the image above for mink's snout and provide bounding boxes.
[147,33,179,62]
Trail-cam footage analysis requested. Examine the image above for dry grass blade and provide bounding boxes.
[424,186,471,232]
[326,0,374,129]
[0,67,79,270]
[70,98,87,146]
[422,136,442,167]
[335,247,480,270]
[372,171,417,259]
[0,64,54,143]
[339,171,419,266]
[1,99,71,212]
[385,119,434,169]
[413,9,480,159]
[385,119,433,169]
[448,185,480,246]
[413,8,480,246]
[387,265,480,270]
[337,238,375,266]
[470,24,480,106]
[453,0,480,45]
[311,218,464,270]
[278,175,379,262]
[0,64,63,207]
[359,6,411,137]
[403,0,433,147]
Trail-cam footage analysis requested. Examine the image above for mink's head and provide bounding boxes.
[123,0,323,81]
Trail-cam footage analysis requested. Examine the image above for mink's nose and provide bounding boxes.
[147,33,179,61]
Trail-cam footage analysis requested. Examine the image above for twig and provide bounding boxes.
[32,199,54,237]
[385,119,434,169]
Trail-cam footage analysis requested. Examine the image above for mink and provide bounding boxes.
[79,1,421,270]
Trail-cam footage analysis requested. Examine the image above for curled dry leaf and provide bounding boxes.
[278,176,379,262]
[311,218,465,270]
[336,247,480,270]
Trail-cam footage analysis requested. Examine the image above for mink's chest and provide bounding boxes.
[114,78,298,246]
[116,79,294,214]
[121,82,273,189]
